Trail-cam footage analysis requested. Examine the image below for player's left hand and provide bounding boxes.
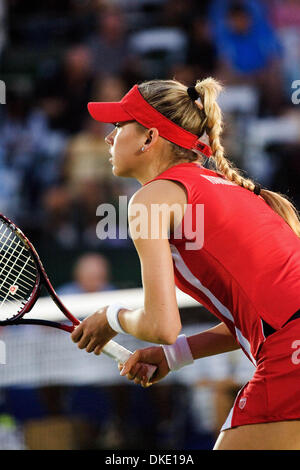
[71,306,117,354]
[119,345,170,387]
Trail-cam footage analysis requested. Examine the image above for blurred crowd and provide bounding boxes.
[0,0,300,450]
[1,0,300,250]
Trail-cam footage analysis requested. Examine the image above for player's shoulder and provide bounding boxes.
[129,178,187,207]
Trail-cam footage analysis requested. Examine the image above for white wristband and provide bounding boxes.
[106,304,129,335]
[162,334,194,371]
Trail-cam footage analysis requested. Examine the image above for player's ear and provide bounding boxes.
[143,128,159,151]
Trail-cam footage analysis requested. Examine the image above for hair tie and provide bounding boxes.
[253,184,261,195]
[187,86,199,101]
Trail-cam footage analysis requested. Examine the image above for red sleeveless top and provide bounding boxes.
[146,162,300,364]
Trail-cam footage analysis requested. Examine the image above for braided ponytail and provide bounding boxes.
[195,77,300,238]
[195,78,256,189]
[139,77,300,238]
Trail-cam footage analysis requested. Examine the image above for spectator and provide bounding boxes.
[62,74,129,198]
[57,252,114,295]
[209,0,285,114]
[0,89,66,221]
[38,45,94,134]
[71,178,118,248]
[209,0,282,76]
[63,118,113,197]
[185,16,217,77]
[169,64,198,88]
[41,185,77,248]
[162,0,201,30]
[86,7,130,77]
[92,75,127,103]
[128,26,188,79]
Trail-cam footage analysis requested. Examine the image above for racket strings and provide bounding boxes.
[0,228,36,268]
[0,243,30,284]
[0,260,34,298]
[0,262,36,313]
[0,230,31,269]
[0,221,38,320]
[0,235,36,287]
[0,243,37,286]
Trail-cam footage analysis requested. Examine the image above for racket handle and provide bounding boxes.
[103,340,157,382]
[70,324,156,381]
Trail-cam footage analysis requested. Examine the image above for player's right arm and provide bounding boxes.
[120,322,240,386]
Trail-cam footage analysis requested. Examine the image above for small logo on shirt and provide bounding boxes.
[239,397,247,409]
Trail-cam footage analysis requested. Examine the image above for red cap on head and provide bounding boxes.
[87,85,212,158]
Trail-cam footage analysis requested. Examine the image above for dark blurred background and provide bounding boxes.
[0,0,299,450]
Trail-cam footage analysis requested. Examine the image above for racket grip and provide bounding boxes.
[103,340,157,382]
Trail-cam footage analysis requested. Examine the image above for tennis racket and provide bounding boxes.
[0,213,156,380]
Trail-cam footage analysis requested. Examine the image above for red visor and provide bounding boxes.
[87,85,212,158]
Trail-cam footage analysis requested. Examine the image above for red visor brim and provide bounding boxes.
[87,102,134,123]
[87,85,212,158]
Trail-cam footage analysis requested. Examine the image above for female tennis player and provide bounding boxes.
[71,78,300,450]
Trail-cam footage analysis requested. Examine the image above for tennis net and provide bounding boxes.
[0,288,253,450]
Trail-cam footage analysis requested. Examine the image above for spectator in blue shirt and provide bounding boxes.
[209,0,285,114]
[209,0,282,75]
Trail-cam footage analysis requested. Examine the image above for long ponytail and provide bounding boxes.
[139,77,300,238]
[195,77,300,238]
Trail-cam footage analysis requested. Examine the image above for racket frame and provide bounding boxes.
[0,213,80,331]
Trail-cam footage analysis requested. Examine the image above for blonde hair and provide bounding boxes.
[139,78,300,238]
